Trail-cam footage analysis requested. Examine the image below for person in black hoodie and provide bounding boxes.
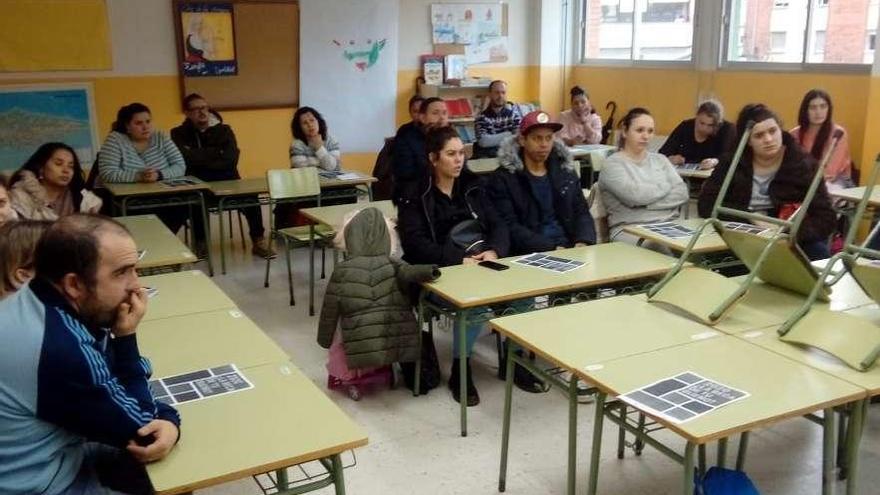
[170,93,274,258]
[391,97,449,203]
[698,103,835,260]
[397,126,511,406]
[489,110,596,254]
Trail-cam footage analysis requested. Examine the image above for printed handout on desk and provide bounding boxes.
[162,177,201,187]
[319,170,363,180]
[642,222,696,239]
[681,163,701,170]
[722,222,770,236]
[513,253,585,273]
[620,371,749,424]
[150,364,253,406]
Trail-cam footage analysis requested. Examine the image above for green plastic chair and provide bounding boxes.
[647,124,842,324]
[263,168,335,306]
[777,155,880,371]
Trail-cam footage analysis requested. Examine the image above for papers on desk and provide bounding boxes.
[722,222,770,236]
[620,371,749,424]
[514,253,585,273]
[681,163,701,170]
[149,364,253,405]
[319,170,364,181]
[162,177,202,187]
[642,222,696,239]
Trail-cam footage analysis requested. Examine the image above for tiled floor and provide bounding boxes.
[188,212,880,495]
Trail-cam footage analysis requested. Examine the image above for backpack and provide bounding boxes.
[695,467,760,495]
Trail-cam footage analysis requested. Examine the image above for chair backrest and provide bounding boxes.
[647,135,667,153]
[85,152,100,189]
[266,168,321,201]
[587,183,609,243]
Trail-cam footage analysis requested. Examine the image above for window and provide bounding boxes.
[582,0,695,62]
[725,0,874,66]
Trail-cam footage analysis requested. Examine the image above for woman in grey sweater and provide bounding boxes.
[599,107,688,243]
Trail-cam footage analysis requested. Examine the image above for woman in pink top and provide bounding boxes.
[790,89,853,189]
[557,86,603,146]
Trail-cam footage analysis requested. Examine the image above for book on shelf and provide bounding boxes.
[453,124,475,144]
[444,54,467,84]
[421,54,444,85]
[445,98,473,119]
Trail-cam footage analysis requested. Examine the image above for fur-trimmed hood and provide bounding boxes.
[496,135,576,174]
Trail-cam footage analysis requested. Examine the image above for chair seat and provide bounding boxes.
[278,224,334,243]
[649,266,747,324]
[780,308,880,371]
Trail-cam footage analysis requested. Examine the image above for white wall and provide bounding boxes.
[397,0,540,69]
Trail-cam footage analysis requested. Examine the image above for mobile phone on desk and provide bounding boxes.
[478,260,509,271]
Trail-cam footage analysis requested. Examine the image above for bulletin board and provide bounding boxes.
[431,3,509,64]
[172,0,299,111]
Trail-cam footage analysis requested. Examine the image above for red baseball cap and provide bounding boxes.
[519,110,563,135]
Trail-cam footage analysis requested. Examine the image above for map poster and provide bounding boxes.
[179,2,238,77]
[0,83,99,171]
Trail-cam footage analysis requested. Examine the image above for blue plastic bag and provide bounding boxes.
[695,467,760,495]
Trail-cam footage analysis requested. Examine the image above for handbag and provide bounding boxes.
[448,218,486,256]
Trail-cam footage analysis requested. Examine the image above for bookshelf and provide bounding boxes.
[418,80,490,147]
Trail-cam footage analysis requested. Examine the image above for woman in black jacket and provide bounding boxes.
[698,103,836,260]
[398,126,512,406]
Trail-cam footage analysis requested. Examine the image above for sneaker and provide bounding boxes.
[251,237,277,258]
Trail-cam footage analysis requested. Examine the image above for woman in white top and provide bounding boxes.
[598,107,688,245]
[289,107,341,171]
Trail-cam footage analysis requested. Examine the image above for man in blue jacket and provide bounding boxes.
[0,214,180,494]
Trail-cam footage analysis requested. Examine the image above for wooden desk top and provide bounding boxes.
[140,271,236,322]
[207,174,376,197]
[424,242,677,308]
[104,177,210,197]
[622,219,728,254]
[138,309,288,377]
[568,144,615,159]
[300,200,396,228]
[676,167,713,179]
[829,186,880,206]
[117,215,196,269]
[584,336,865,444]
[147,362,368,495]
[467,158,499,174]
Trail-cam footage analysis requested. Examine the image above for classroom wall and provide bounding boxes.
[568,66,871,171]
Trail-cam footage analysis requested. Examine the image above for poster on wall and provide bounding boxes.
[300,0,398,152]
[179,2,238,77]
[0,83,100,171]
[431,3,502,45]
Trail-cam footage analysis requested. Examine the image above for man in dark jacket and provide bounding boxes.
[391,97,449,202]
[170,93,274,258]
[489,110,596,255]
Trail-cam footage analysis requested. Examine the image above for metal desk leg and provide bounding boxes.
[498,340,516,492]
[683,443,696,495]
[567,374,578,495]
[845,399,867,495]
[717,437,728,468]
[698,444,707,479]
[198,192,214,276]
[331,454,346,495]
[823,407,837,495]
[587,392,607,495]
[121,196,129,216]
[309,223,316,316]
[218,197,228,275]
[367,183,373,201]
[616,404,627,459]
[414,292,425,397]
[736,432,750,471]
[458,309,468,437]
[276,467,288,491]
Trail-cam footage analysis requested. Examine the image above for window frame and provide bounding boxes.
[720,0,872,74]
[577,0,698,68]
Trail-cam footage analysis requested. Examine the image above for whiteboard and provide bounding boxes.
[299,0,399,153]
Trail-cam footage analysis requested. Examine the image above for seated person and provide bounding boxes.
[402,94,425,131]
[659,99,735,170]
[289,106,341,171]
[789,89,853,190]
[171,93,274,258]
[557,85,603,146]
[98,102,188,233]
[698,103,836,260]
[599,108,689,244]
[0,220,51,300]
[490,110,596,255]
[0,214,180,495]
[0,177,18,226]
[391,97,449,193]
[397,126,510,406]
[9,142,102,220]
[474,80,523,158]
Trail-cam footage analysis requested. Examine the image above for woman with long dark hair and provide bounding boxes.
[9,143,101,220]
[789,89,853,189]
[289,106,341,171]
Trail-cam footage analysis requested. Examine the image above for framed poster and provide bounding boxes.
[0,83,100,171]
[178,2,238,77]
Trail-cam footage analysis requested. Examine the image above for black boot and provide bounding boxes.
[449,359,480,406]
[500,340,546,394]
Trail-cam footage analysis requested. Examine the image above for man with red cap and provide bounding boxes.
[489,110,596,255]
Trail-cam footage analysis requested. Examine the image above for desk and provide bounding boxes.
[676,167,712,180]
[829,186,880,206]
[137,309,288,376]
[622,219,728,256]
[209,175,377,274]
[117,215,197,272]
[106,178,213,276]
[492,296,719,494]
[568,144,615,187]
[467,157,499,174]
[585,336,865,495]
[140,270,236,322]
[421,242,677,436]
[146,362,368,495]
[299,200,396,315]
